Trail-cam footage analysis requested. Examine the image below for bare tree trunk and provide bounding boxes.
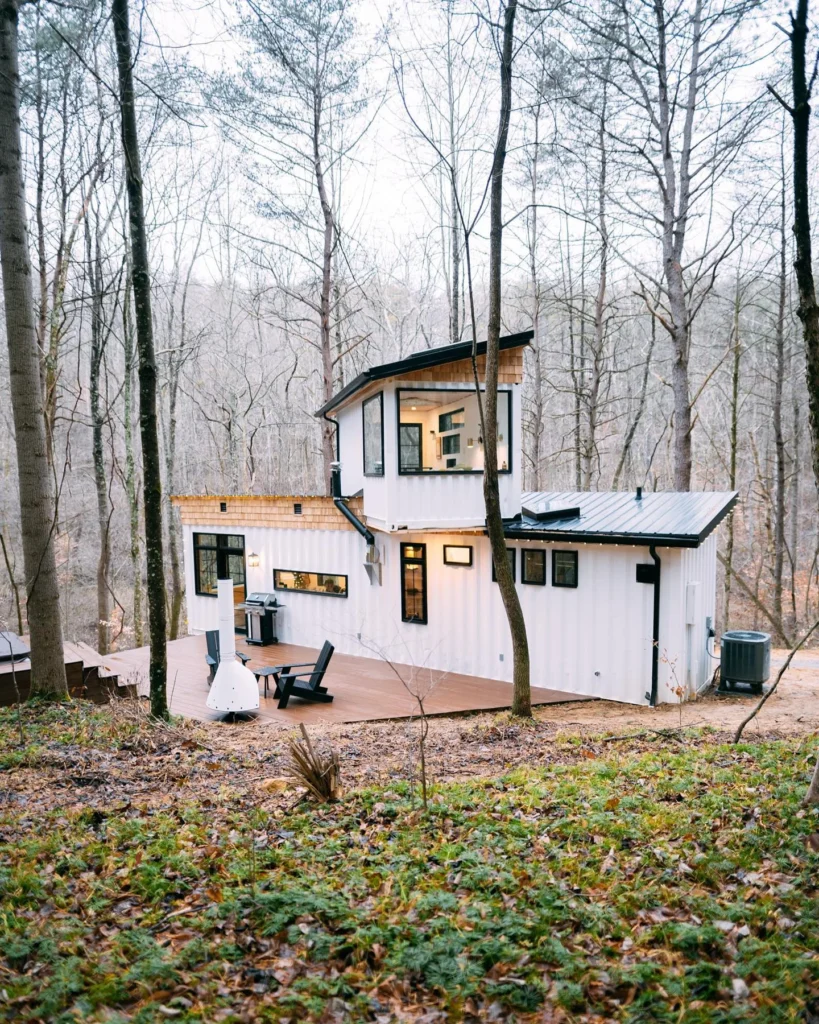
[122,262,144,646]
[612,306,656,489]
[773,141,788,632]
[723,281,741,627]
[770,0,819,802]
[86,213,111,654]
[0,0,67,697]
[482,0,530,718]
[112,0,168,718]
[446,5,460,346]
[313,92,337,494]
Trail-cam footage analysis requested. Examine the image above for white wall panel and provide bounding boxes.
[182,525,694,705]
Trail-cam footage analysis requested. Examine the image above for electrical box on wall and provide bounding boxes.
[636,563,657,584]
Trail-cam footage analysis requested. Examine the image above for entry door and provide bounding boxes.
[216,535,246,632]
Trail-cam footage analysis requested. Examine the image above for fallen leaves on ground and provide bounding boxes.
[0,701,817,1022]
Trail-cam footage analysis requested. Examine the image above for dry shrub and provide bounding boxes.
[286,724,341,802]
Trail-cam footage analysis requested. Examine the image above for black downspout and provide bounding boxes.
[334,496,375,545]
[649,545,661,706]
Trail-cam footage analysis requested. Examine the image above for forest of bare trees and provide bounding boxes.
[0,0,816,657]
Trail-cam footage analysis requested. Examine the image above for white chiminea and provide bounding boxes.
[206,578,259,714]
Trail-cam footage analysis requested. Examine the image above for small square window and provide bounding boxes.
[294,502,302,515]
[521,549,546,585]
[492,547,516,583]
[552,550,578,588]
[219,501,227,512]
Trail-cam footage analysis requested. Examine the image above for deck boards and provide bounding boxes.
[108,634,588,725]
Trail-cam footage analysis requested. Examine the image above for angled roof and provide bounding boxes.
[315,330,534,417]
[505,490,738,548]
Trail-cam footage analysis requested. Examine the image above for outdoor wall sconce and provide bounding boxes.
[467,438,474,448]
[247,552,260,568]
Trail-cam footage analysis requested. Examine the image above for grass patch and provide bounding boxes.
[0,705,818,1021]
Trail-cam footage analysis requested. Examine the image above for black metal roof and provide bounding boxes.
[505,490,738,548]
[315,330,534,417]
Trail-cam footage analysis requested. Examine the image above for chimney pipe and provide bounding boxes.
[330,462,342,498]
[636,486,643,501]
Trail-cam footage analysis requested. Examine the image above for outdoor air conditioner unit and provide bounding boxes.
[718,630,771,696]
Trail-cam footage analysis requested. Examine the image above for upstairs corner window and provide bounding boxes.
[363,392,384,476]
[400,543,427,623]
[397,388,511,474]
[552,550,578,588]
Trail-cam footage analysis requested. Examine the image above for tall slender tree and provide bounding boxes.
[112,0,168,719]
[481,0,530,717]
[767,0,819,804]
[0,0,67,697]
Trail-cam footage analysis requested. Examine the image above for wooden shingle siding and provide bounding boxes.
[397,349,523,385]
[171,495,366,531]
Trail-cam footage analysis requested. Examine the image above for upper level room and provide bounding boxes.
[316,331,531,532]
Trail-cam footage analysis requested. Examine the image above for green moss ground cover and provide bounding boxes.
[0,704,818,1022]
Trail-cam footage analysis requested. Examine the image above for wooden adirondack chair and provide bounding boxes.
[205,629,251,684]
[261,640,335,709]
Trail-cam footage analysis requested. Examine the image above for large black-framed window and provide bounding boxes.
[363,392,384,476]
[396,387,513,475]
[552,550,578,588]
[193,533,247,631]
[492,547,516,583]
[273,569,348,598]
[521,549,547,585]
[400,543,427,623]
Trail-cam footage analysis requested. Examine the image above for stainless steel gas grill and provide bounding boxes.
[240,593,281,646]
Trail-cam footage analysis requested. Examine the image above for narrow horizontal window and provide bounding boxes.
[492,547,516,583]
[274,569,348,598]
[521,549,546,585]
[552,550,578,588]
[443,544,473,566]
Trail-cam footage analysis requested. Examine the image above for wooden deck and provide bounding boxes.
[103,634,587,725]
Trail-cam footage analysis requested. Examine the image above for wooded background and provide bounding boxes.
[0,0,811,653]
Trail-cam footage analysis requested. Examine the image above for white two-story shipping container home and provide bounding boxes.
[173,332,737,706]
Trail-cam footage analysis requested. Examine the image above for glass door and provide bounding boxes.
[216,535,246,632]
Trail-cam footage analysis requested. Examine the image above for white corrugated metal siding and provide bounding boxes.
[183,525,670,704]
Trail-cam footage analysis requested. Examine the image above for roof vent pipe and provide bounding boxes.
[636,486,643,501]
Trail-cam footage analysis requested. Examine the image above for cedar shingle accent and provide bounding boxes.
[397,349,523,385]
[171,495,366,532]
[342,349,523,411]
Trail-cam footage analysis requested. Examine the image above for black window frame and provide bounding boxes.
[521,548,547,585]
[442,433,461,456]
[492,547,516,583]
[396,386,513,475]
[400,542,428,624]
[552,549,578,589]
[443,544,473,567]
[194,532,246,598]
[362,391,385,477]
[273,569,349,598]
[438,407,465,433]
[398,422,424,472]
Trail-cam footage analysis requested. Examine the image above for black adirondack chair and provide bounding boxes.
[205,629,251,684]
[262,640,335,709]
